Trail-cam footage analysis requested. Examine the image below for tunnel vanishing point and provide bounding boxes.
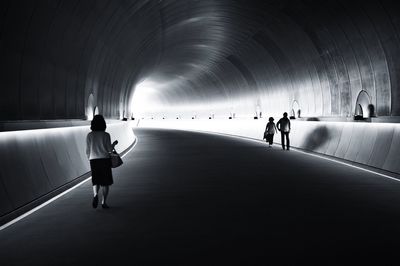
[2,0,400,264]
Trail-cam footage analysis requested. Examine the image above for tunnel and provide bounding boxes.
[1,0,400,264]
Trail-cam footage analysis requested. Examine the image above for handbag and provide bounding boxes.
[110,149,123,168]
[263,131,268,139]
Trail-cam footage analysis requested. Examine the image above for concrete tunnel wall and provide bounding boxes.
[1,1,400,221]
[131,1,400,119]
[1,1,400,121]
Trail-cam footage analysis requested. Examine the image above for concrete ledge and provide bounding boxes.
[0,119,128,132]
[0,121,135,225]
[0,120,90,132]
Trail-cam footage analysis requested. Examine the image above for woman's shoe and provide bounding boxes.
[92,195,98,208]
[102,203,110,209]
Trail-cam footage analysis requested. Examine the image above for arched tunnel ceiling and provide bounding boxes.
[0,0,400,121]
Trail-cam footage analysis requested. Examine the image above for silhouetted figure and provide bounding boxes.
[277,112,291,150]
[86,115,118,209]
[368,104,375,117]
[264,117,277,147]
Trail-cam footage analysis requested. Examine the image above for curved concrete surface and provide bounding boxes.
[1,1,400,120]
[0,121,135,224]
[2,2,400,220]
[138,118,400,176]
[138,119,400,178]
[1,2,400,262]
[1,128,400,264]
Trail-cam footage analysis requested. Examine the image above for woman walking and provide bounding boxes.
[264,117,277,147]
[86,115,118,209]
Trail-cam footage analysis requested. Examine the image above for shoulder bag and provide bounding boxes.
[110,149,123,168]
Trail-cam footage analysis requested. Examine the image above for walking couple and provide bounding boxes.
[263,112,291,150]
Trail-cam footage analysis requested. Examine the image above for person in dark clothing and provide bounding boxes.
[264,117,277,147]
[86,115,118,209]
[276,112,291,150]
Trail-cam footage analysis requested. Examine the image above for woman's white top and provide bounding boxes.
[86,131,112,160]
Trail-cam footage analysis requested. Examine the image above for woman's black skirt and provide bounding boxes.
[90,158,113,186]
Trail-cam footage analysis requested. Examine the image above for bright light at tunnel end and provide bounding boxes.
[130,79,163,119]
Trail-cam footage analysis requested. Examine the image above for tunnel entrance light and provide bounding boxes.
[131,79,161,119]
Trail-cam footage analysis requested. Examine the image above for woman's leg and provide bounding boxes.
[93,185,100,196]
[102,186,109,207]
[92,185,100,208]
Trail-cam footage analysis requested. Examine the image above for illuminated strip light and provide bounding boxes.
[0,137,138,231]
[187,129,400,183]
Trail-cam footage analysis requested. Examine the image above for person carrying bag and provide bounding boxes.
[86,115,119,209]
[110,145,123,168]
[264,117,277,147]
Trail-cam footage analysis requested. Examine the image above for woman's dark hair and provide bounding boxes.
[269,117,274,122]
[91,114,106,131]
